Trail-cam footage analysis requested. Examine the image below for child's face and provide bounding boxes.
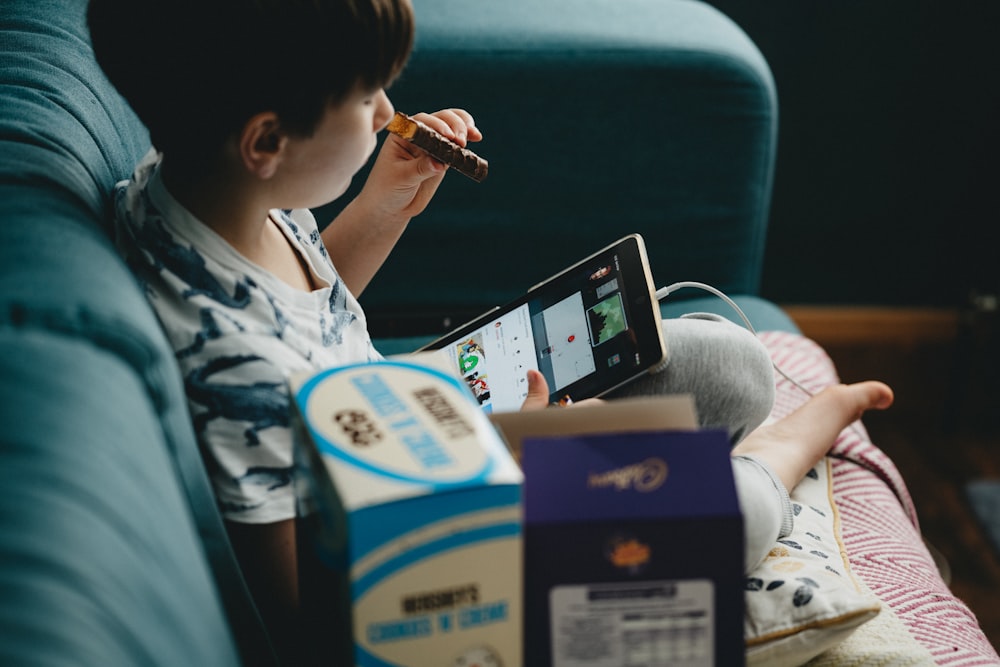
[277,86,395,208]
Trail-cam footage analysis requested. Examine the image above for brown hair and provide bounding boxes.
[89,0,414,163]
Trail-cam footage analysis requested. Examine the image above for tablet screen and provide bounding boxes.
[422,235,665,413]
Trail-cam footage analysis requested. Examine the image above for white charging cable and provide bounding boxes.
[657,281,879,449]
[656,281,817,399]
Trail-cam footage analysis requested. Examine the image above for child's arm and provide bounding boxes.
[322,108,482,296]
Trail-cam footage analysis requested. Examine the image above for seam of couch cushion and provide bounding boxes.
[1,301,169,411]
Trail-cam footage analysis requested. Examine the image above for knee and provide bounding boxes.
[682,311,774,380]
[606,314,776,441]
[669,314,775,441]
[689,313,774,415]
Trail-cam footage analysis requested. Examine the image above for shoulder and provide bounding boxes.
[274,208,330,259]
[274,208,319,239]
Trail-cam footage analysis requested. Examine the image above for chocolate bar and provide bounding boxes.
[386,111,488,183]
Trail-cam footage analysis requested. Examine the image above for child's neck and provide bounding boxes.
[160,158,319,292]
[161,157,271,253]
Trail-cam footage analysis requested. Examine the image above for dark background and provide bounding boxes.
[705,2,1000,307]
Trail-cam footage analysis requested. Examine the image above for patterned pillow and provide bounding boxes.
[744,456,881,666]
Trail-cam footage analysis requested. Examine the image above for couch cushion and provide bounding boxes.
[0,328,242,666]
[1,0,273,663]
[0,187,279,664]
[0,0,149,222]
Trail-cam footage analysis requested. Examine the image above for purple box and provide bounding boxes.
[522,430,744,667]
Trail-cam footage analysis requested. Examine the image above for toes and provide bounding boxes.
[822,381,894,418]
[851,381,894,411]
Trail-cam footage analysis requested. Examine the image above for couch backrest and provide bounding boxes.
[318,0,777,336]
[0,1,270,664]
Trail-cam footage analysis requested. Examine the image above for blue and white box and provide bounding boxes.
[290,357,523,667]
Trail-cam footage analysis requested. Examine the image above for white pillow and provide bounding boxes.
[807,595,936,665]
[744,456,881,666]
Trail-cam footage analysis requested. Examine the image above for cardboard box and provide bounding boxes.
[494,399,743,667]
[290,358,523,667]
[488,395,701,462]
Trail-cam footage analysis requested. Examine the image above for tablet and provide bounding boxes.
[419,234,666,413]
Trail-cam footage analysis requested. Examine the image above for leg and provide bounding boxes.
[732,455,793,572]
[733,381,894,571]
[733,381,894,492]
[607,313,776,444]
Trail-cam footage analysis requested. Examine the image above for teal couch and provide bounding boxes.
[0,0,794,663]
[320,0,799,351]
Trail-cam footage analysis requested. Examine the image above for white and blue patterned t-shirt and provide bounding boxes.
[114,150,381,524]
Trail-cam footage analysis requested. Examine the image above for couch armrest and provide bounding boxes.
[0,329,242,666]
[0,191,274,666]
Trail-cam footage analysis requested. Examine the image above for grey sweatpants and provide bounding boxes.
[608,313,793,573]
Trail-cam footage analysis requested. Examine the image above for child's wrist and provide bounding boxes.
[351,190,412,230]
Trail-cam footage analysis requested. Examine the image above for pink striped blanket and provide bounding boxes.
[761,331,999,665]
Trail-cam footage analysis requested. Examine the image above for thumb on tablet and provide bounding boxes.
[520,369,550,412]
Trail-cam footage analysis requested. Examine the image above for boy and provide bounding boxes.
[87,0,451,659]
[89,0,892,662]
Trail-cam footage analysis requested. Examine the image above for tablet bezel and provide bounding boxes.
[419,234,666,410]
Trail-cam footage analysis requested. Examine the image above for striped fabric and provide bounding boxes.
[760,331,999,665]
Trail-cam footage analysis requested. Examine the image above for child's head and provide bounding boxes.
[88,0,414,170]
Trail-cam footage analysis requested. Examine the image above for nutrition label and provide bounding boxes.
[549,580,714,667]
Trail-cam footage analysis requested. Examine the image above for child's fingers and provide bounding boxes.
[411,109,481,147]
[382,132,444,171]
[520,369,550,412]
[416,154,446,179]
[444,108,481,141]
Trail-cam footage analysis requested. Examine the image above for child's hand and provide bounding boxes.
[520,369,604,412]
[360,107,483,223]
[321,108,481,296]
[520,370,552,412]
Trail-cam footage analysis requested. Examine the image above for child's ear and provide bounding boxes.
[239,111,287,179]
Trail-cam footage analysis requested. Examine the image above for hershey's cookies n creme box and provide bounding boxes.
[290,357,522,667]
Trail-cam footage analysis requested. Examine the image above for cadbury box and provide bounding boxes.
[290,358,523,667]
[520,429,743,667]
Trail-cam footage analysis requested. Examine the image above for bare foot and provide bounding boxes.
[732,381,894,492]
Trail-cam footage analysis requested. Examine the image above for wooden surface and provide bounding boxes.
[783,305,961,345]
